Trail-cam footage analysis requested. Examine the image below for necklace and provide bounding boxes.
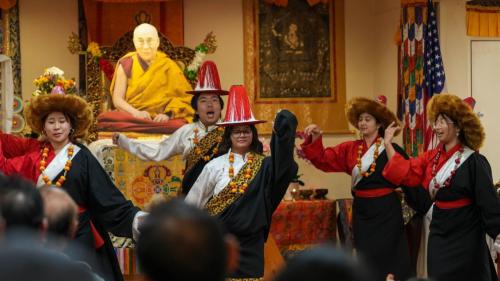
[39,144,74,187]
[356,137,382,177]
[431,145,464,190]
[193,126,224,161]
[229,152,254,193]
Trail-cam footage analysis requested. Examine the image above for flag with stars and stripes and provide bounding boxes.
[423,0,445,150]
[424,0,445,96]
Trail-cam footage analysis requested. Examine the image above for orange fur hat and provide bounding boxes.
[25,93,93,140]
[426,93,484,151]
[345,96,400,136]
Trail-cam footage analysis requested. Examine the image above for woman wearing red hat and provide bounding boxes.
[299,96,412,281]
[384,93,500,281]
[114,61,227,195]
[0,78,143,281]
[186,85,298,280]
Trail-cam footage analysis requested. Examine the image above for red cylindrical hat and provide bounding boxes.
[186,60,228,95]
[217,85,266,126]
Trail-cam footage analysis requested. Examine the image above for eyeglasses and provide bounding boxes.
[432,118,454,129]
[231,130,252,136]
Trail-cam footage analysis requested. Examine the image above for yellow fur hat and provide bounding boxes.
[25,93,93,140]
[426,93,484,151]
[345,95,400,136]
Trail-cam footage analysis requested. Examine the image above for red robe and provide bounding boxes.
[382,142,500,281]
[301,135,412,281]
[0,133,54,182]
[0,132,140,281]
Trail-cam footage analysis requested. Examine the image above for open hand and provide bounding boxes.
[153,113,170,123]
[304,124,322,143]
[384,122,400,145]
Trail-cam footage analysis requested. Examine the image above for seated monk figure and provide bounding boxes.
[97,23,195,134]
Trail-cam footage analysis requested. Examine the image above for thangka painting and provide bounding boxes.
[244,0,348,134]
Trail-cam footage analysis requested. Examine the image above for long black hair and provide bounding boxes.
[190,94,225,122]
[219,125,263,155]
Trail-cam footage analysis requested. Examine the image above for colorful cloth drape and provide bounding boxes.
[269,199,337,252]
[398,0,445,157]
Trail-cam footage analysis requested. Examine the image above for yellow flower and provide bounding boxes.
[87,42,102,58]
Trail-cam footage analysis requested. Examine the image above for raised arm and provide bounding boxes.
[382,121,429,187]
[267,110,298,208]
[300,133,352,174]
[0,132,39,158]
[115,130,184,162]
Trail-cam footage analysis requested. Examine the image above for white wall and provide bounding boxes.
[19,0,79,100]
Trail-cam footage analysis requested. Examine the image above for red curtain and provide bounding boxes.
[83,0,184,46]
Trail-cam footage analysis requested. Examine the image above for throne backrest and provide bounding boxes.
[84,31,196,141]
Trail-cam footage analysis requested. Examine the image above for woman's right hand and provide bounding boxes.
[384,122,400,145]
[304,124,322,143]
[112,133,120,145]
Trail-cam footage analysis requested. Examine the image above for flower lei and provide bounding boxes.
[229,152,254,193]
[39,145,74,187]
[193,126,224,161]
[356,137,382,177]
[431,145,464,190]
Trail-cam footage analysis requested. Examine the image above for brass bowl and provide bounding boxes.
[299,189,313,200]
[313,188,328,200]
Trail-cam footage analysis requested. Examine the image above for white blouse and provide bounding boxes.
[185,150,252,208]
[117,121,219,162]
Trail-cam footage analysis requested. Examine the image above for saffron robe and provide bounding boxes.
[110,51,194,122]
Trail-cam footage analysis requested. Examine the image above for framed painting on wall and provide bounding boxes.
[243,0,348,134]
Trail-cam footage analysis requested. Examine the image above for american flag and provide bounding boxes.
[424,0,445,94]
[424,0,445,150]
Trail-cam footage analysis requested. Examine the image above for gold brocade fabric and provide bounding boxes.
[184,127,225,173]
[205,154,265,216]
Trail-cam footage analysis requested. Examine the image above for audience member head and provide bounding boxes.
[137,199,229,281]
[274,244,373,281]
[39,186,78,238]
[0,232,96,281]
[0,176,45,231]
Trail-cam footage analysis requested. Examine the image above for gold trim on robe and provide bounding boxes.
[205,153,265,216]
[184,126,225,173]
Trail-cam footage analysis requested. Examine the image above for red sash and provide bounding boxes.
[354,187,394,198]
[435,198,472,209]
[78,206,105,249]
